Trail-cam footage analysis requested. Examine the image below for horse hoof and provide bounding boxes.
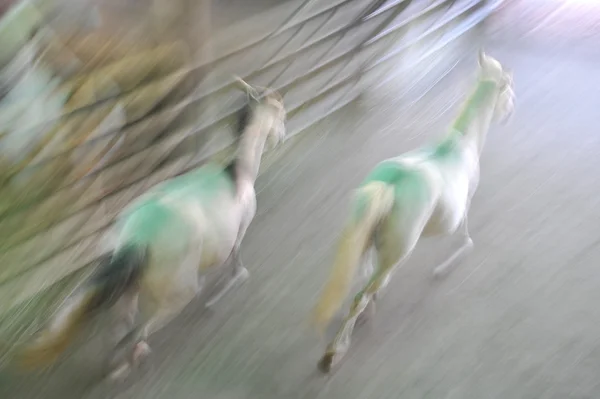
[433,262,453,278]
[108,362,132,383]
[466,238,474,250]
[432,266,446,278]
[205,268,250,308]
[132,341,151,366]
[317,352,334,374]
[237,267,250,283]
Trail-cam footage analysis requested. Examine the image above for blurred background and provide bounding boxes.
[0,0,599,397]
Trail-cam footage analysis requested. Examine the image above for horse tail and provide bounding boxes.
[19,244,148,370]
[312,181,395,331]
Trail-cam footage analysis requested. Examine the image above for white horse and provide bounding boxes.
[312,50,515,372]
[19,77,287,381]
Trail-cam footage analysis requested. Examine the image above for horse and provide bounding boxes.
[18,77,287,381]
[311,50,515,373]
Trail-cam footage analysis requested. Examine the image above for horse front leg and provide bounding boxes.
[433,213,474,277]
[205,196,255,308]
[204,245,249,308]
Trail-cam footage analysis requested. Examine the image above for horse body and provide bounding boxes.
[19,79,286,381]
[117,164,245,273]
[313,51,515,372]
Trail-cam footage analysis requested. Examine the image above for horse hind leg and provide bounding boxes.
[318,288,371,373]
[319,231,418,373]
[360,246,376,283]
[318,194,436,373]
[107,276,202,382]
[318,261,399,373]
[355,247,377,325]
[105,290,139,382]
[140,275,202,349]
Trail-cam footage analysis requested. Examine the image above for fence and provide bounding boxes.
[0,0,502,348]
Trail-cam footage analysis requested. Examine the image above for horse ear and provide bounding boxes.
[262,87,284,104]
[261,87,274,98]
[233,75,259,98]
[477,49,487,68]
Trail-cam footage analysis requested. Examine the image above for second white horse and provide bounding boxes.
[312,50,515,372]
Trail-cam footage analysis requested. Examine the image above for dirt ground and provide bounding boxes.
[2,0,600,398]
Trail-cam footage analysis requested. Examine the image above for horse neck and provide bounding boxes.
[235,110,274,185]
[452,80,499,157]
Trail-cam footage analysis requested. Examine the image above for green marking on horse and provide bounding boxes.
[431,80,498,162]
[118,200,177,245]
[351,80,501,224]
[352,161,427,222]
[117,163,236,245]
[18,76,289,379]
[452,80,497,134]
[361,160,409,187]
[156,163,236,200]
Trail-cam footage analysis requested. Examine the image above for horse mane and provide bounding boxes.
[223,159,238,183]
[224,96,258,183]
[234,101,253,138]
